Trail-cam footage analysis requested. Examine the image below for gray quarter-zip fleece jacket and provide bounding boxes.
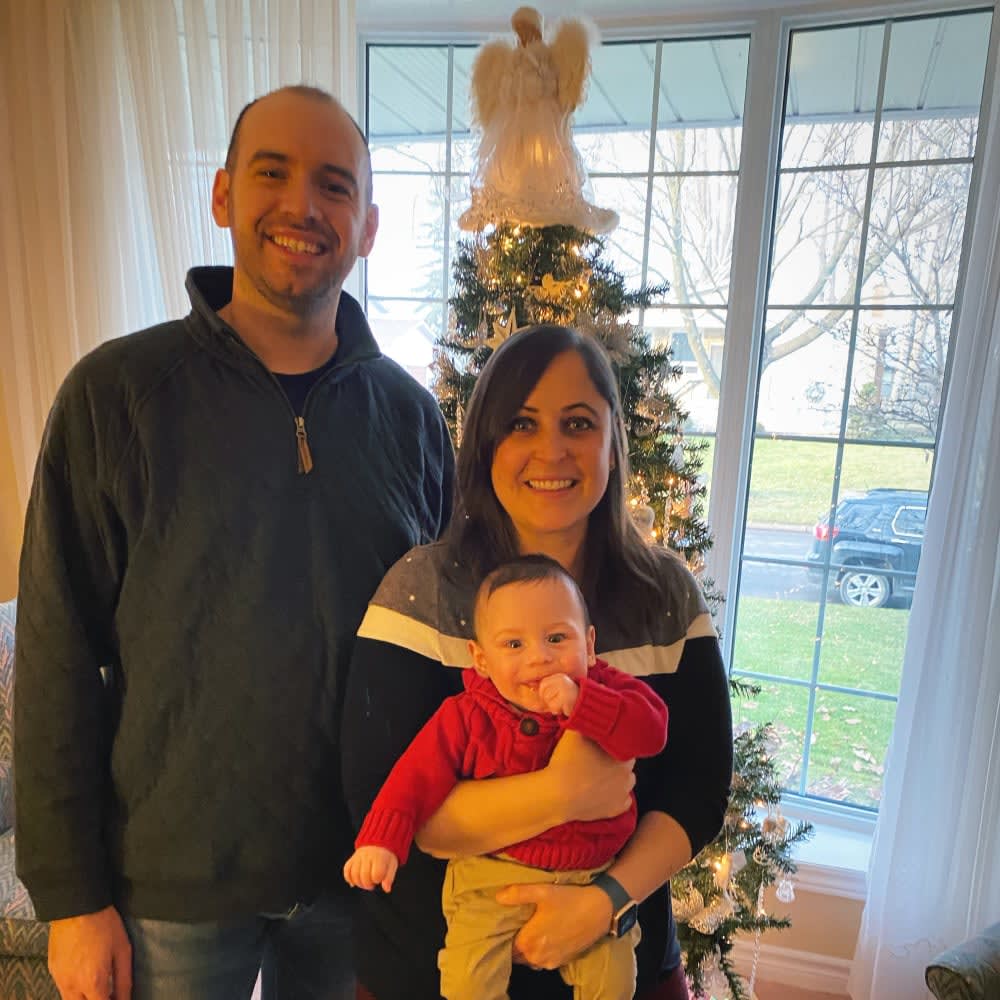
[14,266,454,921]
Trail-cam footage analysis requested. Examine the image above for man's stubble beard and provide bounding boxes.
[251,268,344,320]
[231,193,353,320]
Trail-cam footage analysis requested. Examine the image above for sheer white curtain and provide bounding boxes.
[0,0,356,529]
[849,55,1000,1000]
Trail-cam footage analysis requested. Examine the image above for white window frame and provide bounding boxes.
[356,0,998,865]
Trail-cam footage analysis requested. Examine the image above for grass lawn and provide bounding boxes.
[690,435,933,526]
[729,595,909,808]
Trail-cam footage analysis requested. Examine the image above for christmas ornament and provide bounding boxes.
[775,877,796,904]
[574,311,633,364]
[486,308,519,351]
[671,886,704,922]
[458,7,618,234]
[527,272,575,303]
[689,893,735,934]
[630,503,656,539]
[761,809,788,844]
[712,853,732,890]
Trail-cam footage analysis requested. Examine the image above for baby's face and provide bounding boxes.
[469,576,595,713]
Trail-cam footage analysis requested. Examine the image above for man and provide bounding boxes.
[14,85,453,1000]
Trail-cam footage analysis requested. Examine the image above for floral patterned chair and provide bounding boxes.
[926,921,1000,1000]
[0,599,58,998]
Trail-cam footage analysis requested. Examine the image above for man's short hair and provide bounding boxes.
[474,555,591,636]
[223,85,373,203]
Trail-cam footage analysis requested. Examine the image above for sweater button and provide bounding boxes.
[519,717,539,736]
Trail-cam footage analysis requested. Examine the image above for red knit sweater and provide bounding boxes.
[355,659,667,870]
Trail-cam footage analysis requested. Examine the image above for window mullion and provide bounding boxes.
[637,39,662,334]
[712,11,785,655]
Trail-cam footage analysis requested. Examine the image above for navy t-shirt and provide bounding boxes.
[273,354,338,415]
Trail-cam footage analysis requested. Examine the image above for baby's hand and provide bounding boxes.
[343,846,399,892]
[538,673,580,716]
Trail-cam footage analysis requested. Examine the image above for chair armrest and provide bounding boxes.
[926,922,1000,1000]
[0,760,12,833]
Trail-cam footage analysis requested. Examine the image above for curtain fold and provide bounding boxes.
[0,0,356,556]
[849,47,1000,1000]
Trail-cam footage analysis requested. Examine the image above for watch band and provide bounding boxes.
[591,872,632,912]
[592,872,639,937]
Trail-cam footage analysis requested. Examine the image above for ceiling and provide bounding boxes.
[364,5,993,139]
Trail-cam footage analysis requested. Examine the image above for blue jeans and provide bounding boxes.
[124,890,356,1000]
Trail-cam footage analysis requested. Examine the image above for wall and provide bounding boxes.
[770,889,862,961]
[0,380,23,600]
[731,886,863,995]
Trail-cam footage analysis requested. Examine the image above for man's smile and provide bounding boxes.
[266,232,327,256]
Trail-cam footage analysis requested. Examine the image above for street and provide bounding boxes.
[738,525,823,602]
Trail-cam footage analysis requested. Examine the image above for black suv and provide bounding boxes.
[806,489,928,609]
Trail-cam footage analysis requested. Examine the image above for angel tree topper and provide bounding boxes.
[458,6,619,235]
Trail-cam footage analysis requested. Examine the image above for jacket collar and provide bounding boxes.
[462,668,562,733]
[184,266,382,371]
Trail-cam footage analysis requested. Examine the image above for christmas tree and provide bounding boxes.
[672,707,813,1000]
[436,8,812,998]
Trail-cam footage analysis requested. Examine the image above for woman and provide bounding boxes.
[342,324,732,1000]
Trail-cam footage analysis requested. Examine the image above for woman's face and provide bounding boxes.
[490,350,614,563]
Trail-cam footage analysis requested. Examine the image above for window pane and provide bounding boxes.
[818,582,912,667]
[839,443,933,494]
[769,170,867,306]
[807,692,896,807]
[862,164,972,306]
[782,121,874,169]
[745,437,838,528]
[654,125,745,174]
[658,38,749,142]
[451,46,477,173]
[578,130,653,173]
[577,42,654,172]
[367,174,447,298]
[782,24,883,168]
[878,116,978,163]
[878,11,993,161]
[588,176,649,287]
[446,174,471,297]
[732,683,811,790]
[367,297,442,388]
[757,311,851,436]
[733,596,820,684]
[369,46,450,140]
[846,310,953,443]
[645,307,726,434]
[646,174,739,303]
[371,140,447,173]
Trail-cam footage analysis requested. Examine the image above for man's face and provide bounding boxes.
[211,91,378,318]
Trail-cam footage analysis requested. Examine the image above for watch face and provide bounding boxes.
[613,902,639,938]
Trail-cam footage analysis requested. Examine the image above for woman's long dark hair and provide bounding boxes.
[446,323,663,622]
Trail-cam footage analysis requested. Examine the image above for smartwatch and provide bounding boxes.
[591,872,639,938]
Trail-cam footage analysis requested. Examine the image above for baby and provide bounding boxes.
[344,554,668,1000]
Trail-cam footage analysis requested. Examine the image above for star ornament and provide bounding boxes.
[486,308,518,351]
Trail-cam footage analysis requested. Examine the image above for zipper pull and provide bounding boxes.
[295,416,314,475]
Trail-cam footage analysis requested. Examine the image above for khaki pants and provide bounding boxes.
[438,854,640,1000]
